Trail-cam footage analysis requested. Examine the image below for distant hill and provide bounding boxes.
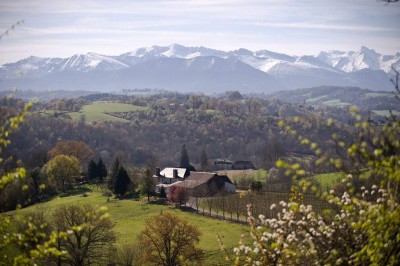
[0,44,398,93]
[270,86,399,112]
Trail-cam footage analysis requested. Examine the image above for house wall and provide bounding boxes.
[224,182,236,193]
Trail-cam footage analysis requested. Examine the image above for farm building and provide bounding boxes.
[171,172,236,197]
[233,160,255,170]
[155,168,235,196]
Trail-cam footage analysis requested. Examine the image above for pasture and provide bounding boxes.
[9,186,247,265]
[41,102,148,124]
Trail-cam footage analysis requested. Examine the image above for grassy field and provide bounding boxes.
[11,186,247,265]
[310,172,344,191]
[322,99,351,107]
[372,110,400,117]
[365,92,394,98]
[216,169,268,183]
[41,102,148,124]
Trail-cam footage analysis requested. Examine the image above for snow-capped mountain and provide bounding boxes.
[0,44,398,92]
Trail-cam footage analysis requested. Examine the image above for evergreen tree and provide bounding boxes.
[97,157,107,183]
[87,159,98,181]
[200,148,209,171]
[143,168,155,202]
[159,186,167,199]
[114,166,131,197]
[108,157,120,191]
[179,144,190,168]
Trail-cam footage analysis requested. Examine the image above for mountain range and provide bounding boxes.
[0,44,398,93]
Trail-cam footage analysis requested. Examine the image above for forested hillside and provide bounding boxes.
[1,90,360,172]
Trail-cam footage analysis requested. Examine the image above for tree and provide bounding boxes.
[168,186,188,206]
[159,186,167,199]
[108,157,120,191]
[141,212,204,266]
[45,155,81,192]
[225,106,400,264]
[250,180,263,192]
[52,204,116,266]
[0,101,64,264]
[179,144,190,168]
[97,157,107,183]
[142,168,155,202]
[48,140,94,169]
[114,166,131,197]
[87,159,98,181]
[200,147,209,171]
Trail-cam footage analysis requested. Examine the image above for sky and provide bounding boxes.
[0,0,399,64]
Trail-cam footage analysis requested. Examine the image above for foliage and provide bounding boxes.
[226,108,400,265]
[142,168,155,202]
[0,103,65,264]
[0,102,31,189]
[179,144,190,168]
[48,140,95,169]
[45,154,81,192]
[250,181,263,192]
[141,212,204,266]
[87,159,98,181]
[159,186,167,198]
[168,186,188,206]
[108,157,120,191]
[200,147,210,171]
[97,157,107,182]
[114,166,131,196]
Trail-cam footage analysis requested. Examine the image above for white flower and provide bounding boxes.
[329,189,335,194]
[270,203,276,210]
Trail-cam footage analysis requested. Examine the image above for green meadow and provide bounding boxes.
[42,102,148,124]
[10,186,247,265]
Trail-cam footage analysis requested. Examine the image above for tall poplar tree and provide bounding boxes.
[108,157,120,191]
[179,144,190,168]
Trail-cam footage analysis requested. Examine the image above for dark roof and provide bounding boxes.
[173,172,234,189]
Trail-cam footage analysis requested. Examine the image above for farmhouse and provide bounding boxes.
[155,167,189,184]
[155,167,235,196]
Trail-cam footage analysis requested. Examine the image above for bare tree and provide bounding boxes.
[141,212,204,266]
[52,204,116,266]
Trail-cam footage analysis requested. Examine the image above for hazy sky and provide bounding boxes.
[0,0,399,64]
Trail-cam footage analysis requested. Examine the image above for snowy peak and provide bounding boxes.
[317,46,400,73]
[0,44,398,92]
[59,52,128,72]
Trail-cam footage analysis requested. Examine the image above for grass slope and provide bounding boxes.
[42,102,148,124]
[11,186,247,265]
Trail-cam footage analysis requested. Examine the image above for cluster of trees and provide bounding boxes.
[87,158,107,182]
[2,90,358,172]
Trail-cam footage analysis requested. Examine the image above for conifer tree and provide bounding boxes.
[114,166,131,197]
[97,157,107,183]
[87,159,98,181]
[143,168,155,202]
[200,148,209,171]
[159,186,167,199]
[108,157,120,191]
[179,144,190,168]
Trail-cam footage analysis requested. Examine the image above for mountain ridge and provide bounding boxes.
[0,44,398,92]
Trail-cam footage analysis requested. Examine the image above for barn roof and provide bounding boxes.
[172,172,233,189]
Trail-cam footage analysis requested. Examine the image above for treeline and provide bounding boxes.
[1,92,355,173]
